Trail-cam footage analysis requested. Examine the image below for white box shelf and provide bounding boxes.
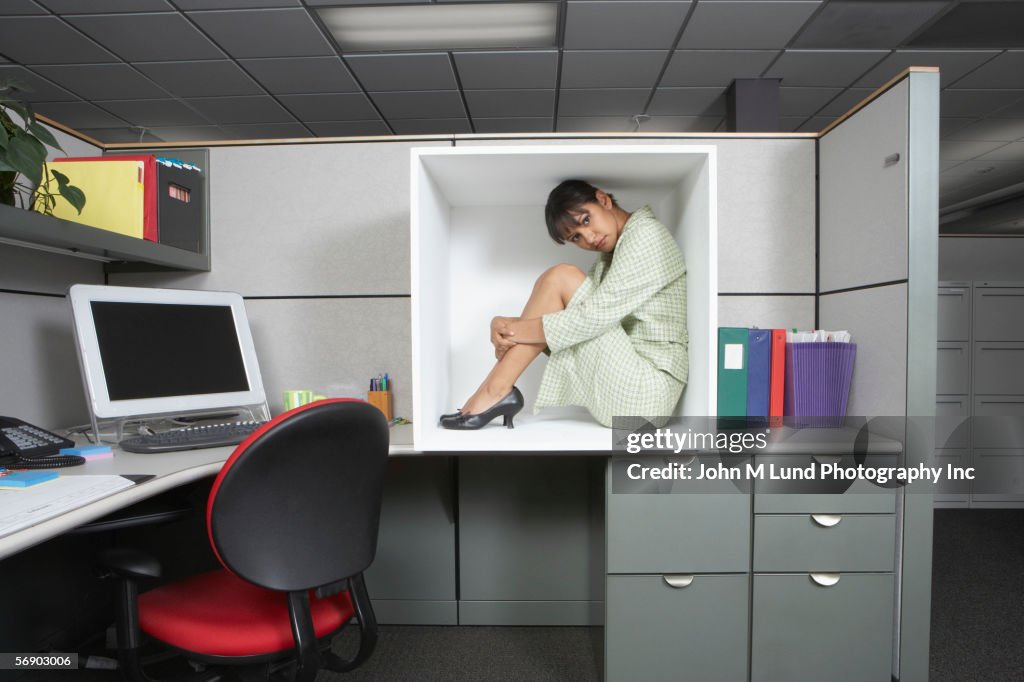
[411,145,718,451]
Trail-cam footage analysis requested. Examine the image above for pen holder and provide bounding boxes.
[367,390,393,421]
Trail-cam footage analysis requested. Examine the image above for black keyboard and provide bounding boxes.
[119,421,265,454]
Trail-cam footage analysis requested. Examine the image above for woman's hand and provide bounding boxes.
[491,316,518,359]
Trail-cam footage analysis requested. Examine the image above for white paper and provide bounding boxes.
[724,344,744,370]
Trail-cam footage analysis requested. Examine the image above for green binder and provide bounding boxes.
[717,327,748,418]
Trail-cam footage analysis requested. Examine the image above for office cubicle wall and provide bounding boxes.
[818,70,939,682]
[0,126,104,428]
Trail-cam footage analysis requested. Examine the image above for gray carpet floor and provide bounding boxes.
[23,509,1023,681]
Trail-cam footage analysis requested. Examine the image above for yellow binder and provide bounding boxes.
[36,158,149,239]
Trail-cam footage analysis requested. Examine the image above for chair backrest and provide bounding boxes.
[207,399,389,592]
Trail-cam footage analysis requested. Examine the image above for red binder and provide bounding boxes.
[769,329,786,426]
[50,155,158,242]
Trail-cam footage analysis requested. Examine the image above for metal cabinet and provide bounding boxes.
[750,573,894,682]
[606,574,749,682]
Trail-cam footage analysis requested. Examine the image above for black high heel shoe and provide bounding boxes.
[440,387,524,430]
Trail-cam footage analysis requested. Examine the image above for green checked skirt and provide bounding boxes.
[534,277,686,427]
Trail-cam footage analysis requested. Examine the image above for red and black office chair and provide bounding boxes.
[101,399,390,682]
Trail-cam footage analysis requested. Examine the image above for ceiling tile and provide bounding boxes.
[561,51,668,89]
[187,9,333,59]
[661,50,779,87]
[989,97,1024,118]
[778,116,810,132]
[97,99,210,126]
[308,121,392,137]
[473,118,554,134]
[240,57,358,94]
[974,139,1024,163]
[565,1,691,50]
[221,123,313,139]
[75,127,163,144]
[941,139,1012,162]
[67,13,223,62]
[464,90,554,118]
[940,117,979,139]
[778,87,843,116]
[33,64,168,100]
[949,51,1024,89]
[454,51,557,90]
[941,90,1024,118]
[557,116,636,133]
[345,54,456,92]
[798,116,834,133]
[276,93,378,121]
[647,87,728,116]
[147,125,230,141]
[856,50,999,88]
[792,1,947,49]
[909,2,1024,48]
[0,1,48,15]
[184,96,296,124]
[558,89,650,117]
[0,66,76,102]
[642,116,723,133]
[175,0,300,8]
[38,0,172,11]
[946,117,1024,143]
[135,61,263,98]
[370,91,466,120]
[817,88,874,117]
[0,17,117,64]
[33,101,127,129]
[390,118,470,135]
[764,50,888,87]
[678,1,821,50]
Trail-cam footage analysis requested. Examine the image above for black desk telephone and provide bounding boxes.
[0,416,81,468]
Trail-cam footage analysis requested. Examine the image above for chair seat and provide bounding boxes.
[138,569,354,657]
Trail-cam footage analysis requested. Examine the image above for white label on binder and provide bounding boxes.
[724,344,744,370]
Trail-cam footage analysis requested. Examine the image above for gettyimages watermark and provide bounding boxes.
[609,415,1011,494]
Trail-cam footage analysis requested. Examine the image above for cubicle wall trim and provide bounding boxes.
[818,279,911,297]
[0,287,66,299]
[245,294,411,300]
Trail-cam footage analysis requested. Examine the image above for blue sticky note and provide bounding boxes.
[60,445,113,456]
[0,470,60,488]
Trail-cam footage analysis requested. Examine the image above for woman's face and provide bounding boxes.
[563,191,621,253]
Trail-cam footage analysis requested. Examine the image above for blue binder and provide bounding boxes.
[746,329,771,421]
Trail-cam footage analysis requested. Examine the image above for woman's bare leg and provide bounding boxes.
[459,264,586,415]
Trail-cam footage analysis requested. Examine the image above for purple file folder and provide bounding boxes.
[783,342,857,428]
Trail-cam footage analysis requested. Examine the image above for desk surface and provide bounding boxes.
[0,423,902,561]
[0,425,417,561]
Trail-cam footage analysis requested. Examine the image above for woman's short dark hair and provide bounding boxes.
[545,179,616,245]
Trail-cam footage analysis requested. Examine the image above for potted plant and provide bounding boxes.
[1,80,85,215]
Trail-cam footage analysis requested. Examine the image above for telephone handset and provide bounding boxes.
[0,416,83,469]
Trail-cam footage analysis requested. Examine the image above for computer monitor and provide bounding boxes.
[68,284,267,428]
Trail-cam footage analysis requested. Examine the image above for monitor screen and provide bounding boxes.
[69,285,266,420]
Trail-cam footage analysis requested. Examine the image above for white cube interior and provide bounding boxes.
[412,145,718,451]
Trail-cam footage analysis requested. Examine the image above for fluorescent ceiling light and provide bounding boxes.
[318,2,558,52]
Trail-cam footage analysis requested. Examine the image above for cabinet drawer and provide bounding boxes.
[751,573,894,682]
[607,574,748,682]
[936,397,969,449]
[936,342,970,395]
[937,285,970,342]
[753,454,896,514]
[971,449,1024,502]
[974,343,1024,394]
[607,457,750,574]
[753,514,895,572]
[974,287,1024,341]
[935,449,972,497]
[973,397,1024,448]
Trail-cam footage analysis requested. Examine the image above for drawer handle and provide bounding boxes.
[663,575,695,589]
[809,573,841,587]
[811,514,842,527]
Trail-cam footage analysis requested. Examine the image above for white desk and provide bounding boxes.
[0,424,417,561]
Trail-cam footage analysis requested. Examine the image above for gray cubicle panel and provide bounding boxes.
[817,69,939,682]
[0,125,104,428]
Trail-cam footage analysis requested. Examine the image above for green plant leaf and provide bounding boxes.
[58,183,86,214]
[0,124,8,149]
[27,120,62,152]
[6,134,46,186]
[0,157,17,173]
